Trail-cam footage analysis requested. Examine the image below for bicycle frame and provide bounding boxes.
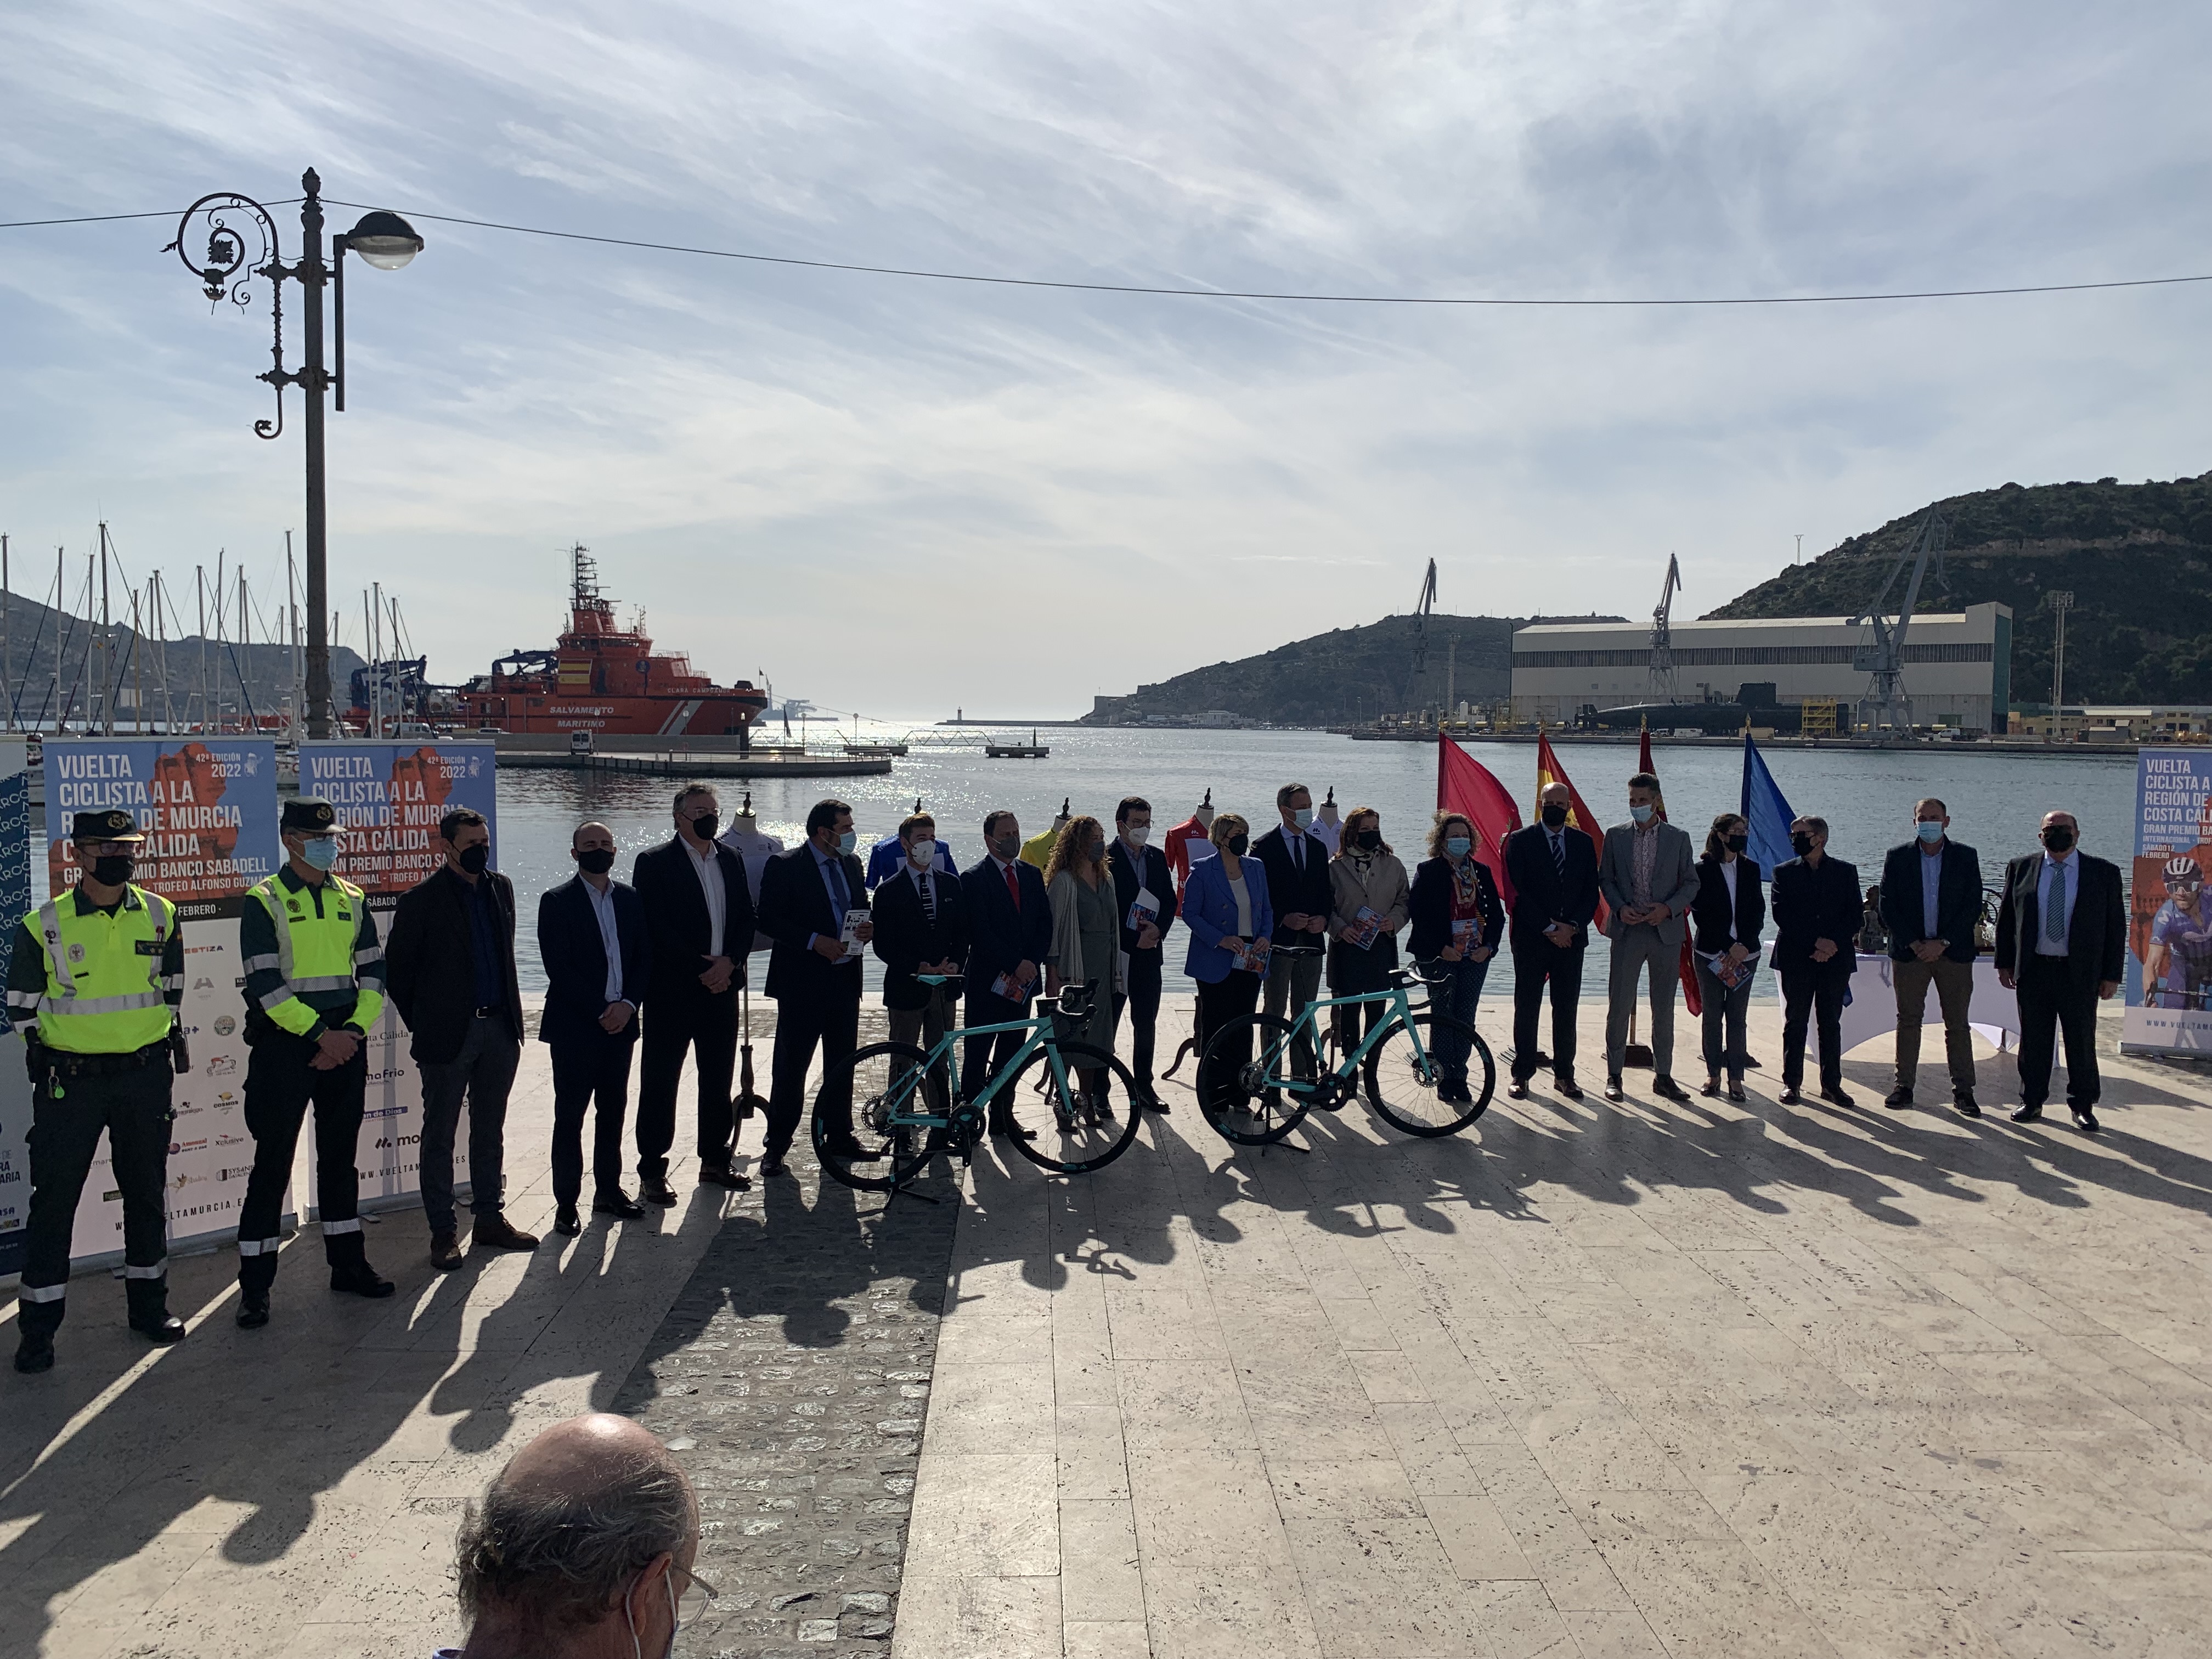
[876,1009,1086,1130]
[1248,980,1432,1096]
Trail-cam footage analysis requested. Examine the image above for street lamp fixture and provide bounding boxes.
[166,168,423,738]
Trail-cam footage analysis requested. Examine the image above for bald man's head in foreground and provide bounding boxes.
[454,1414,702,1659]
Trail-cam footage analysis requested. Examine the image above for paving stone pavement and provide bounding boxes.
[895,995,2212,1659]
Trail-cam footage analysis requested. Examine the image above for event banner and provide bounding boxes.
[297,740,498,1212]
[0,739,32,1280]
[46,738,283,1265]
[2124,747,2212,1054]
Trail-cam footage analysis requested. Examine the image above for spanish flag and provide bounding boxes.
[1534,730,1609,934]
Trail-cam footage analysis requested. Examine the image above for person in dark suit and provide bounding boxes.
[1108,795,1178,1110]
[386,806,539,1269]
[1769,815,1862,1108]
[756,798,873,1172]
[872,810,969,1112]
[1689,812,1764,1102]
[632,783,757,1200]
[960,810,1053,1138]
[1993,810,2126,1132]
[1877,798,1987,1116]
[1252,783,1333,1082]
[537,821,652,1235]
[1502,783,1600,1099]
[1408,811,1505,1104]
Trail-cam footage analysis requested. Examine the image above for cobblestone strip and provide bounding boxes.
[610,1017,965,1657]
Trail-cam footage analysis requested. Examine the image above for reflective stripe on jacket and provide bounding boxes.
[25,885,179,1053]
[242,869,387,1037]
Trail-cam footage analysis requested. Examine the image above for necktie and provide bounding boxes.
[1005,862,1022,911]
[1551,831,1567,878]
[825,856,849,932]
[921,872,937,923]
[2045,862,2066,945]
[1291,836,1302,871]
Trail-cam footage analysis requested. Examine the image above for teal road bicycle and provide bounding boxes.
[1197,947,1494,1147]
[811,976,1143,1198]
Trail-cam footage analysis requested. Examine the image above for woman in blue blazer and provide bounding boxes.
[1181,814,1274,1105]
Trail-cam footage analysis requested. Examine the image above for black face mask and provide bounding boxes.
[992,834,1022,861]
[92,854,136,887]
[689,812,719,842]
[1790,832,1815,857]
[1724,833,1749,854]
[459,843,492,874]
[576,848,616,875]
[1355,828,1382,851]
[1541,804,1568,829]
[1226,833,1250,856]
[2041,826,2075,854]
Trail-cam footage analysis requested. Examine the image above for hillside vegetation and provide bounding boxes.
[1708,472,2212,704]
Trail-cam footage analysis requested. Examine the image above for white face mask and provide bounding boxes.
[626,1569,679,1659]
[1292,806,1314,829]
[1124,825,1150,846]
[909,838,936,867]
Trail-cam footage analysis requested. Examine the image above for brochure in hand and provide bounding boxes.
[838,908,870,964]
[991,968,1038,1001]
[1709,951,1754,990]
[1347,905,1383,950]
[1127,888,1161,935]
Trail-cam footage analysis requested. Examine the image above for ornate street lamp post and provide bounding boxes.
[167,169,422,738]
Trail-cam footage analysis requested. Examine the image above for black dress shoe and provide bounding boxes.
[1602,1076,1626,1103]
[332,1262,397,1298]
[130,1313,187,1344]
[759,1157,793,1178]
[473,1215,540,1251]
[2010,1103,2043,1124]
[1506,1077,1530,1100]
[429,1231,465,1272]
[1554,1075,1584,1101]
[1954,1091,1981,1118]
[1651,1076,1690,1103]
[1779,1086,1803,1105]
[698,1163,754,1191]
[236,1294,270,1329]
[1884,1086,1915,1109]
[592,1191,648,1218]
[1144,1091,1170,1114]
[1818,1085,1857,1109]
[991,1115,1037,1142]
[639,1178,679,1206]
[1699,1077,1723,1099]
[14,1334,54,1373]
[553,1205,582,1237]
[2071,1105,2101,1133]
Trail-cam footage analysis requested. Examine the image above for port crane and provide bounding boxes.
[1407,558,1439,678]
[1849,509,1949,729]
[1649,554,1683,702]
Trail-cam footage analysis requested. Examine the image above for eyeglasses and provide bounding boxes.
[674,1564,719,1622]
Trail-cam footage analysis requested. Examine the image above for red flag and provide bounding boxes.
[1636,727,1703,1015]
[1436,735,1521,911]
[1533,731,1609,934]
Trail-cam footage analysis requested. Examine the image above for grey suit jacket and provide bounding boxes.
[1598,821,1701,948]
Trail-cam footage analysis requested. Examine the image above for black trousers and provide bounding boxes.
[963,987,1036,1107]
[238,1035,368,1291]
[766,984,862,1155]
[1780,964,1852,1091]
[2015,955,2102,1108]
[636,989,739,1180]
[549,1028,636,1206]
[19,1058,172,1336]
[1113,952,1164,1087]
[1197,969,1265,1107]
[1510,933,1584,1081]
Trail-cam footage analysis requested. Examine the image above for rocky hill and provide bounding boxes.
[1084,612,1623,727]
[1707,472,2212,704]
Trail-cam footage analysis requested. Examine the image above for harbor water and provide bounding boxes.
[490,728,2140,1001]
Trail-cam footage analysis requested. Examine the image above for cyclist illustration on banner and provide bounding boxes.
[2125,748,2212,1054]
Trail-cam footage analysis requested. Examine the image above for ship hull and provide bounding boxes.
[455,691,770,736]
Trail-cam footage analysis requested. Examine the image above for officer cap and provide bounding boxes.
[282,798,341,833]
[71,808,147,843]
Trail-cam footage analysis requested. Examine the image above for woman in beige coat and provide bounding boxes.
[1327,805,1410,1057]
[1045,815,1122,1116]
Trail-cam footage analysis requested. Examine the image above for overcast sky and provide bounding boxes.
[3,1,2207,721]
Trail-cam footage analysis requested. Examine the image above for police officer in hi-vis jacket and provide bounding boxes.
[8,809,187,1374]
[232,797,393,1327]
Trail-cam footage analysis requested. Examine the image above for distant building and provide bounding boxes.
[1510,603,2012,732]
[2010,705,2212,741]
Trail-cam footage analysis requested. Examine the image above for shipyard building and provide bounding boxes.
[1509,602,2013,733]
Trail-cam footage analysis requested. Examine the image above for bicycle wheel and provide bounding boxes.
[998,1041,1146,1173]
[814,1041,941,1192]
[1364,1013,1492,1136]
[1197,1014,1314,1146]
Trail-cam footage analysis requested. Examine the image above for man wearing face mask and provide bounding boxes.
[1597,772,1701,1103]
[8,811,187,1373]
[388,807,539,1269]
[960,810,1053,1137]
[757,798,873,1172]
[537,822,653,1235]
[1768,815,1862,1107]
[1253,783,1333,1086]
[633,784,758,1195]
[445,1413,709,1659]
[1108,796,1177,1109]
[1993,810,2126,1132]
[871,812,969,1102]
[233,798,395,1326]
[1502,783,1601,1100]
[1877,798,1985,1115]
